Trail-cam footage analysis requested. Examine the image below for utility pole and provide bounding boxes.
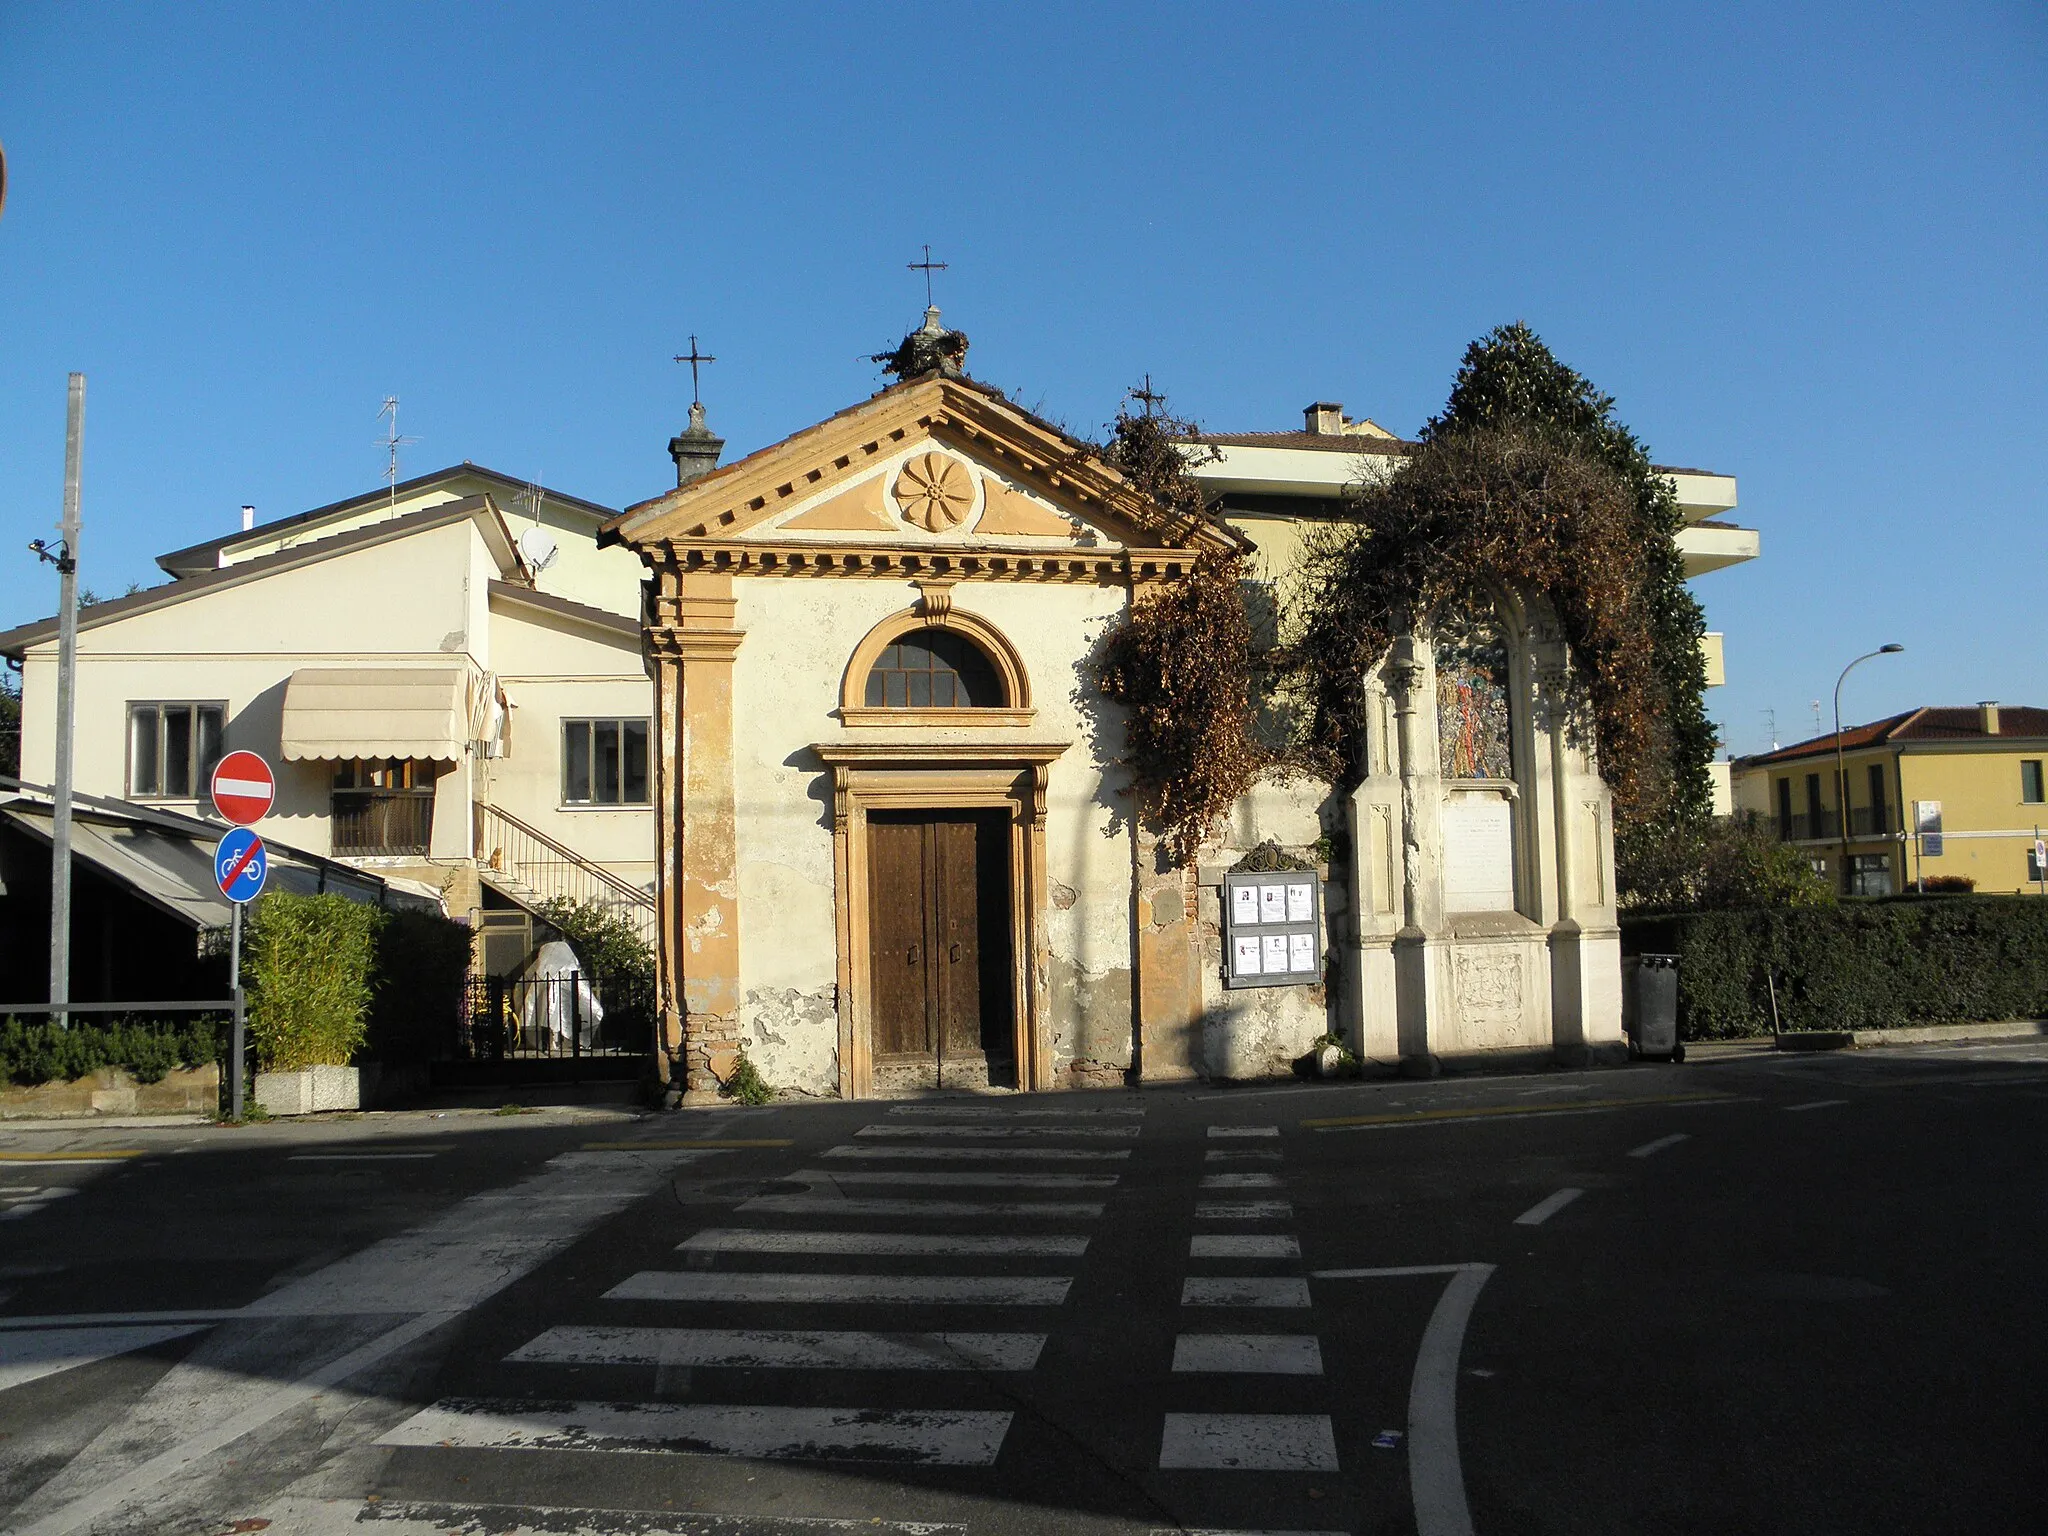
[49,374,84,1027]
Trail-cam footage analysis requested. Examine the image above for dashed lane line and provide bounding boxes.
[787,1169,1119,1189]
[582,1139,795,1150]
[1627,1133,1690,1158]
[854,1123,1140,1139]
[820,1144,1130,1161]
[1512,1188,1585,1226]
[1784,1099,1850,1112]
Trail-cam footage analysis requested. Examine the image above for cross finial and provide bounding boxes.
[908,244,948,309]
[1127,374,1168,417]
[672,335,716,406]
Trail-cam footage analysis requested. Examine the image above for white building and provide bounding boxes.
[0,464,657,941]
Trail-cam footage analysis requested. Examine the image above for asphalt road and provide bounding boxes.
[1,1039,2044,1535]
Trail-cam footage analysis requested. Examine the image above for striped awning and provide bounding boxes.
[279,666,469,763]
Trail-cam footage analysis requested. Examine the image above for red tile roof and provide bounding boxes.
[1738,707,2048,766]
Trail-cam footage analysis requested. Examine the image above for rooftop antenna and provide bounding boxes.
[908,244,947,312]
[1762,708,1779,753]
[376,396,417,510]
[1810,699,1823,736]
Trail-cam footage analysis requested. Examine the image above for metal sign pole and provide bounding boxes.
[229,901,245,1120]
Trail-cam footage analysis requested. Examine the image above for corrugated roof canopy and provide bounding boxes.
[280,666,470,763]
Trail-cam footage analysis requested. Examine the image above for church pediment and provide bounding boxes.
[607,376,1244,560]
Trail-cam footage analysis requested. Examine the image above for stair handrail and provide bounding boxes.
[476,800,655,911]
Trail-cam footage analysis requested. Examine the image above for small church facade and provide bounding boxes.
[608,343,1626,1098]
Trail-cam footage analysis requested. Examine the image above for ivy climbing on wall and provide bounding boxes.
[1091,398,1266,866]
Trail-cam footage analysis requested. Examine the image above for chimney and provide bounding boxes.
[668,401,725,488]
[1979,701,2001,735]
[1303,402,1346,435]
[240,504,255,532]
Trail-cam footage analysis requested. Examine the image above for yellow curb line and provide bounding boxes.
[1303,1093,1739,1130]
[0,1149,143,1161]
[580,1139,794,1151]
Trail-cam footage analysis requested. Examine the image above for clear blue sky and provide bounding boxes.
[3,3,2041,754]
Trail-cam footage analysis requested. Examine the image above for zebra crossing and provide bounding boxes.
[375,1102,1360,1528]
[378,1103,1133,1471]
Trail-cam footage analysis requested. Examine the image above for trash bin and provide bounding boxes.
[1627,953,1683,1063]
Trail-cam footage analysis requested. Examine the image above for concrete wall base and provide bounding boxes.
[1,1064,219,1120]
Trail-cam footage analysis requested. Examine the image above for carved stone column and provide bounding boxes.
[1386,634,1441,1075]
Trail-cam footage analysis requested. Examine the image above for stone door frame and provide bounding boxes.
[813,741,1068,1100]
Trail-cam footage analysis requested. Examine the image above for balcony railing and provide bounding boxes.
[332,790,435,856]
[1778,807,1894,842]
[476,801,656,945]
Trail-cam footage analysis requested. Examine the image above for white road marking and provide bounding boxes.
[679,1229,1089,1258]
[508,1326,1046,1371]
[1158,1412,1338,1470]
[792,1169,1118,1189]
[1408,1263,1496,1536]
[1627,1133,1690,1158]
[260,1498,968,1533]
[855,1123,1139,1139]
[1151,1530,1347,1536]
[1181,1277,1312,1308]
[0,1309,242,1330]
[1191,1234,1300,1259]
[1205,1148,1282,1162]
[287,1153,438,1162]
[1207,1126,1280,1138]
[0,1187,78,1220]
[821,1144,1128,1161]
[886,1105,1144,1118]
[1785,1099,1849,1112]
[607,1272,1072,1306]
[380,1399,1013,1466]
[241,1149,722,1316]
[1196,1200,1293,1220]
[737,1195,1105,1219]
[1171,1333,1324,1375]
[0,1325,206,1392]
[11,1308,457,1536]
[1312,1264,1468,1279]
[1512,1188,1584,1226]
[1201,1172,1285,1189]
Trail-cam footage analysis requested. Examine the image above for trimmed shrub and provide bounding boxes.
[244,894,382,1070]
[1,1016,220,1086]
[1623,896,2048,1038]
[368,907,475,1064]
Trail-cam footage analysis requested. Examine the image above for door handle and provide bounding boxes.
[949,943,962,963]
[907,944,919,964]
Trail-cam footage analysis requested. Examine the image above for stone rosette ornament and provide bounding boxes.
[894,451,975,532]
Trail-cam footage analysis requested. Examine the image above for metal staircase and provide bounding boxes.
[475,801,656,945]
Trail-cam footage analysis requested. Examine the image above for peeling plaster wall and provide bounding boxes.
[961,582,1136,1076]
[729,574,1137,1092]
[1194,776,1344,1080]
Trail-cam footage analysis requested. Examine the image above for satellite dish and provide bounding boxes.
[517,526,559,574]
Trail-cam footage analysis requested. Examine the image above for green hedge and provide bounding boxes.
[1623,896,2048,1038]
[1,1016,220,1087]
[245,894,471,1070]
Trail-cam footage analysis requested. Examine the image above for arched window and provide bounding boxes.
[863,627,1006,708]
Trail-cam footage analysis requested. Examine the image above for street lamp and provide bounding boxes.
[1835,644,1905,893]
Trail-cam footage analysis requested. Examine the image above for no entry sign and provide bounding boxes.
[210,750,275,825]
[214,828,268,904]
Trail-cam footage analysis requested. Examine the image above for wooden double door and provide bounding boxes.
[867,809,1015,1089]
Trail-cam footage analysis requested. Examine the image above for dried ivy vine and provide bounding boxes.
[1287,323,1711,850]
[1091,399,1267,865]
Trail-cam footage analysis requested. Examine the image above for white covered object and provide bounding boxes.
[517,940,604,1050]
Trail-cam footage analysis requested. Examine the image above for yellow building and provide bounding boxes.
[1731,704,2048,895]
